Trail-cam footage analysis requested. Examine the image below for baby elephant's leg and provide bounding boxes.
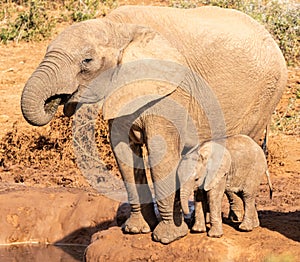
[207,179,226,237]
[225,191,244,222]
[239,191,259,231]
[192,189,207,233]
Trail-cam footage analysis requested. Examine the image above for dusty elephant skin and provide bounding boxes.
[178,135,272,238]
[20,5,287,244]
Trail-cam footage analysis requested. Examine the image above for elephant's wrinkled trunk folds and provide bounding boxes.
[21,53,74,126]
[21,71,64,126]
[180,187,191,215]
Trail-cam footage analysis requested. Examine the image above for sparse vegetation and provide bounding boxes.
[0,0,119,43]
[62,0,118,22]
[0,0,56,43]
[272,98,300,135]
[271,77,300,135]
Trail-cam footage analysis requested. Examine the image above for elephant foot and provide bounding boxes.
[192,220,206,233]
[208,225,223,238]
[239,221,254,232]
[152,220,188,244]
[123,212,152,234]
[239,218,259,232]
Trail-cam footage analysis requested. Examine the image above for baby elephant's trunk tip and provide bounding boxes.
[180,193,191,215]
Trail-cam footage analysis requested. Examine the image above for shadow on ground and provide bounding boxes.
[258,210,300,242]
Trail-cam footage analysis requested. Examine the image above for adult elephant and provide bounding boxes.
[21,6,287,244]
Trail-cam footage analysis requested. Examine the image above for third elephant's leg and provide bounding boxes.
[225,191,244,222]
[145,117,188,244]
[109,119,157,234]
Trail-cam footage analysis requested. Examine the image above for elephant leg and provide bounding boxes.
[225,191,244,222]
[110,121,157,234]
[145,117,188,244]
[239,192,259,231]
[207,179,226,238]
[152,188,188,244]
[192,189,207,233]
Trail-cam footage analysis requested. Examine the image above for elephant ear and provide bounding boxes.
[200,142,231,191]
[102,26,188,120]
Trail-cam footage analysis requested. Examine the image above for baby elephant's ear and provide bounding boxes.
[202,142,231,191]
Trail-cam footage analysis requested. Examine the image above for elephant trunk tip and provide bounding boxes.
[182,206,190,215]
[180,196,190,215]
[21,92,67,126]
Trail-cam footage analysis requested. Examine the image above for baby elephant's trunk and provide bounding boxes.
[180,188,191,215]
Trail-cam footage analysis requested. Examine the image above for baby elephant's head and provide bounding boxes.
[178,142,231,215]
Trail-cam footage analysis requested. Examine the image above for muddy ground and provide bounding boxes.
[0,7,299,262]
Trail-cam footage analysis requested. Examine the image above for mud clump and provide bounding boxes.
[0,107,120,188]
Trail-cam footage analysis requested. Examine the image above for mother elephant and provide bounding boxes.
[21,6,287,244]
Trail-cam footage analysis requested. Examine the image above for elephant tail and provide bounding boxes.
[262,124,269,158]
[265,169,273,199]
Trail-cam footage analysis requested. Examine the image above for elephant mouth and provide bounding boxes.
[44,94,72,116]
[63,100,82,117]
[62,89,85,117]
[62,84,103,117]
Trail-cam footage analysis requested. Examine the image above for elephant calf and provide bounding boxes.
[178,134,272,237]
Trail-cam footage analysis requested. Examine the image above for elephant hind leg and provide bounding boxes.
[226,191,244,222]
[239,192,259,231]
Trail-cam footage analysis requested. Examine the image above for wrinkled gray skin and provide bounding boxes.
[178,135,272,237]
[21,6,286,244]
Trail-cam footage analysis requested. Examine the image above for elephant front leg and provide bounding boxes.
[122,165,158,234]
[152,190,188,244]
[207,180,226,238]
[146,119,188,244]
[110,123,157,234]
[192,189,207,233]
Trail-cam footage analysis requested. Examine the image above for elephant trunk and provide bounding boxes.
[179,174,196,215]
[21,53,76,126]
[21,72,61,126]
[180,187,191,215]
[178,156,199,215]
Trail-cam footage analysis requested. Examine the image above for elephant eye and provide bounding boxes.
[82,58,93,64]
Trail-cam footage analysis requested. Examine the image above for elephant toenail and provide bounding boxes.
[161,238,171,244]
[152,233,159,242]
[142,227,150,233]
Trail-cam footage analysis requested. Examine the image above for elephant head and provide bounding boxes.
[21,18,187,126]
[178,141,231,215]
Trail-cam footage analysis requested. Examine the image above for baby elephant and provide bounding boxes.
[178,135,272,237]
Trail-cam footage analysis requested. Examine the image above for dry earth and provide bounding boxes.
[0,7,299,262]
